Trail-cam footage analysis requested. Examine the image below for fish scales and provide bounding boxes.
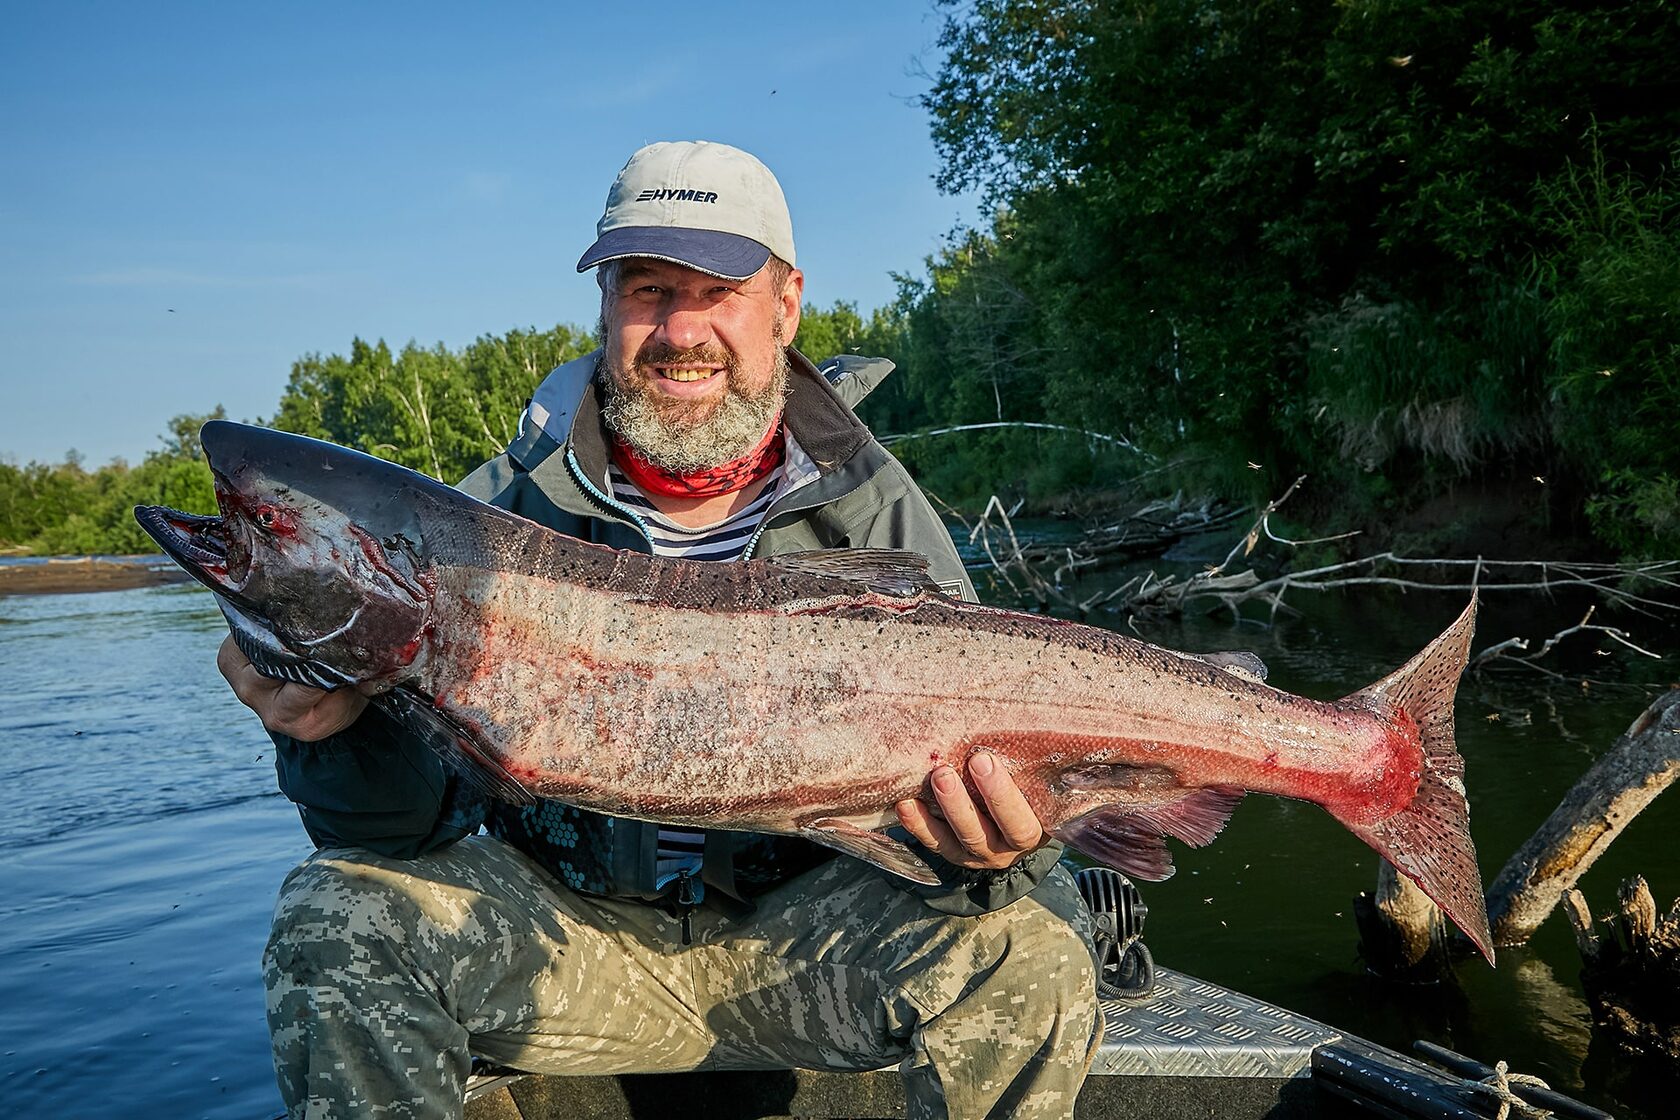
[134,421,1497,962]
[415,561,1420,845]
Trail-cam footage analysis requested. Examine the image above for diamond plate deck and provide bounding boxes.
[1089,967,1344,1079]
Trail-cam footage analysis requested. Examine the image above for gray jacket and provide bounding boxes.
[271,349,1062,916]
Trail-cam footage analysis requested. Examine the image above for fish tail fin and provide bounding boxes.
[1334,597,1495,964]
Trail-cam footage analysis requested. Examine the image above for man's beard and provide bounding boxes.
[598,333,791,474]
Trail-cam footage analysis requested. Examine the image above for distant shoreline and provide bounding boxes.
[0,557,191,596]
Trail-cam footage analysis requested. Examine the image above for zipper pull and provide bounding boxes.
[676,871,696,946]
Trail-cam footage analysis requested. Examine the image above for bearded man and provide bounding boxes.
[220,141,1098,1120]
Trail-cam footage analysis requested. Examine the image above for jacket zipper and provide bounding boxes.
[739,487,836,560]
[564,448,656,549]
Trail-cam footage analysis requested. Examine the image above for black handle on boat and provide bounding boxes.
[1411,1040,1613,1120]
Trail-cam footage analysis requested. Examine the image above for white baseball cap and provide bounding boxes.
[576,140,796,281]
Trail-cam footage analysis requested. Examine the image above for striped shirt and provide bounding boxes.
[606,429,821,888]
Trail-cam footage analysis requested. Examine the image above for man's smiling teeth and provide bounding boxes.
[657,368,720,383]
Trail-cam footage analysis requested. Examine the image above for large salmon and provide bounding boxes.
[136,421,1494,961]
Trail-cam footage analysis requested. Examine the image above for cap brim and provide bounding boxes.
[576,226,772,281]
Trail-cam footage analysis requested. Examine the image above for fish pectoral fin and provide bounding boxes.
[1053,785,1246,882]
[800,818,942,886]
[380,688,538,807]
[768,549,943,599]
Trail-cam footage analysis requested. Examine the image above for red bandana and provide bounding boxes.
[610,417,786,499]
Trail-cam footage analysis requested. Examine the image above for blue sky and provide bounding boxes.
[0,2,978,466]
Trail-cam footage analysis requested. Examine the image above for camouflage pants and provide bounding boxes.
[265,835,1098,1119]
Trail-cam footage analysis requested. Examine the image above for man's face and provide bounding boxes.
[598,257,804,473]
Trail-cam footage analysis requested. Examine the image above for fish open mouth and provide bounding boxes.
[133,505,248,592]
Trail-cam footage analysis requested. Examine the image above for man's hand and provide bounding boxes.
[895,750,1047,871]
[217,634,370,742]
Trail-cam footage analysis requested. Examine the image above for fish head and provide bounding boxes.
[135,420,445,688]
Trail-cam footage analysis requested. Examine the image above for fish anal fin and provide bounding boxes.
[1053,785,1246,882]
[1153,785,1246,847]
[768,549,942,599]
[381,689,537,807]
[801,817,941,885]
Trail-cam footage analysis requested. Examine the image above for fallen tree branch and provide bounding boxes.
[1485,690,1680,948]
[962,493,1249,615]
[1190,553,1680,620]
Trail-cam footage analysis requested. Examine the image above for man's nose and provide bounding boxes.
[653,301,714,351]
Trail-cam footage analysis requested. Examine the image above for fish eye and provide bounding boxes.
[250,505,293,534]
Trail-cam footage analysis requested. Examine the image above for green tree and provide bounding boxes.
[908,0,1680,533]
[0,410,221,555]
[272,325,595,483]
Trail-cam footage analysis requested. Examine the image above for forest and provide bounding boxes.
[4,0,1676,560]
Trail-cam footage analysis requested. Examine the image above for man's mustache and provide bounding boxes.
[635,341,739,371]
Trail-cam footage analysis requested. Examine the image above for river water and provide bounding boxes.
[1,566,1676,1118]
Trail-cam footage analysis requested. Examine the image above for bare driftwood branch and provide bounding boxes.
[1485,690,1680,947]
[1471,606,1664,675]
[1176,551,1680,622]
[964,473,1680,624]
[880,421,1152,458]
[958,493,1249,616]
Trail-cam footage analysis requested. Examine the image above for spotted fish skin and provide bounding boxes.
[135,421,1493,962]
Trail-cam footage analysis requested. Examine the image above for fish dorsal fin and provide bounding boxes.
[380,688,537,808]
[1190,650,1269,684]
[1052,785,1246,882]
[768,548,943,599]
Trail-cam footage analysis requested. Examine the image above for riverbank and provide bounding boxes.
[0,556,189,596]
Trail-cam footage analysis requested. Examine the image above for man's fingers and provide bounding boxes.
[896,798,947,852]
[896,797,979,866]
[930,765,999,854]
[215,633,365,740]
[901,755,1049,871]
[969,750,1046,851]
[219,635,280,705]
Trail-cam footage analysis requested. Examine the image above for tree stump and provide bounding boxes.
[1354,860,1457,982]
[1563,876,1680,1062]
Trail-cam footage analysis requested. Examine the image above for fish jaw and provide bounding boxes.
[136,423,443,689]
[132,502,250,598]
